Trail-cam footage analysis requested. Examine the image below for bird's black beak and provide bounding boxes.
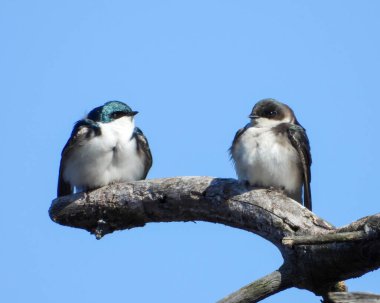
[129,111,139,116]
[249,114,259,119]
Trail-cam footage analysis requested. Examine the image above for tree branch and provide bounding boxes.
[49,177,380,302]
[217,266,292,303]
[282,230,370,246]
[49,177,334,244]
[328,292,380,303]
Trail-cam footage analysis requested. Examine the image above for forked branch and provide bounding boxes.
[49,177,380,302]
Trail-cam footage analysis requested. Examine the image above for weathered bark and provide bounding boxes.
[49,177,380,302]
[328,292,380,303]
[217,266,293,303]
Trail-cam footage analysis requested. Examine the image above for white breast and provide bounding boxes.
[63,117,146,191]
[232,126,302,194]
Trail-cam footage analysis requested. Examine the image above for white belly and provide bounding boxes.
[63,118,145,191]
[232,127,302,194]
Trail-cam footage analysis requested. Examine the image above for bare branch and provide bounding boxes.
[49,177,333,244]
[49,177,380,302]
[217,266,292,303]
[282,230,369,246]
[328,292,380,303]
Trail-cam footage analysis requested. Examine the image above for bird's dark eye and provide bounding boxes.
[111,111,126,119]
[269,110,277,116]
[263,110,277,117]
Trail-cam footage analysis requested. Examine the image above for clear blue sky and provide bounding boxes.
[1,1,379,302]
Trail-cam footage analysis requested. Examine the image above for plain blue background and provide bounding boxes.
[1,1,379,302]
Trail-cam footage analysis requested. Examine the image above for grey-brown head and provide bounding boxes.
[249,98,299,127]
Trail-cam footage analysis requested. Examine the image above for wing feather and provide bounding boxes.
[287,124,312,210]
[229,123,250,160]
[57,119,100,197]
[133,127,153,179]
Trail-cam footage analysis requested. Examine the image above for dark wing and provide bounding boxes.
[229,123,250,160]
[57,119,101,197]
[133,127,153,179]
[287,124,312,210]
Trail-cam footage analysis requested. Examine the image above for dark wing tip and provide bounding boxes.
[304,186,312,211]
[57,119,100,197]
[57,161,72,197]
[133,127,153,179]
[230,124,250,159]
[287,124,312,211]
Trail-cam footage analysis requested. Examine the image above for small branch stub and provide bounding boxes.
[93,219,112,240]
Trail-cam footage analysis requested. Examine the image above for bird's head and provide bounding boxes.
[249,98,297,127]
[87,101,138,123]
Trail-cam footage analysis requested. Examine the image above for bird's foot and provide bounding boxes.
[267,186,286,194]
[236,179,252,187]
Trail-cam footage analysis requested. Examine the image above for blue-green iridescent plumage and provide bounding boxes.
[57,100,152,197]
[87,101,135,123]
